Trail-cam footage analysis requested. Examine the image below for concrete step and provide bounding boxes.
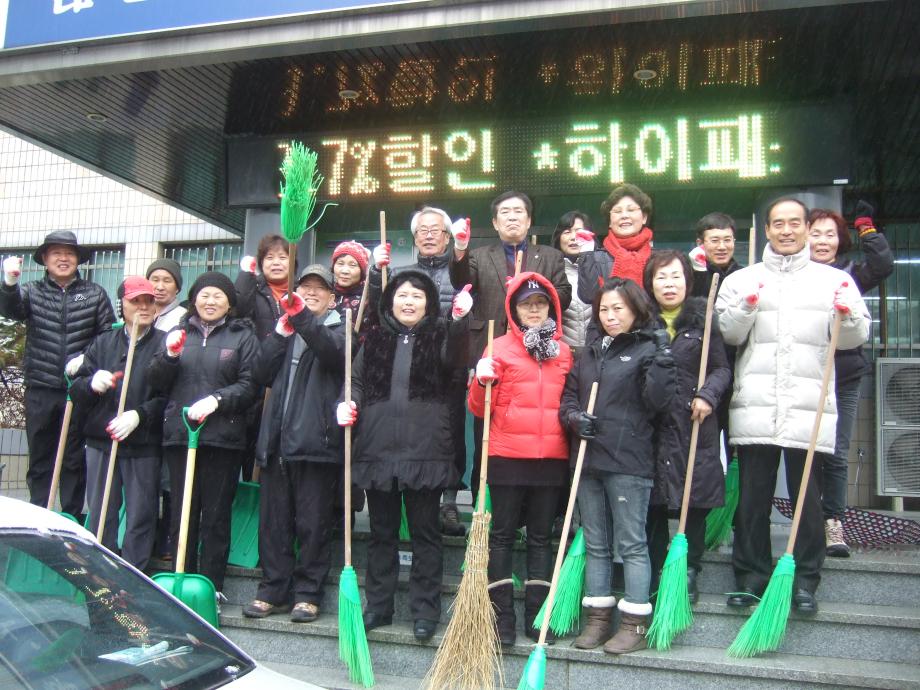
[221,569,920,664]
[220,606,920,690]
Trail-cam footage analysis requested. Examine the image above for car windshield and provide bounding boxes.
[0,529,254,689]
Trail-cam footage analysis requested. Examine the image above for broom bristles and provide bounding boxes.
[516,645,546,690]
[646,533,692,650]
[424,512,502,690]
[533,527,586,636]
[280,142,322,244]
[338,565,375,687]
[727,553,795,658]
[705,459,740,550]
[399,496,411,542]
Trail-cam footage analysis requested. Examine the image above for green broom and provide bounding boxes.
[517,382,598,690]
[338,309,374,687]
[727,309,843,658]
[532,527,585,636]
[705,458,739,550]
[399,497,411,542]
[646,274,719,651]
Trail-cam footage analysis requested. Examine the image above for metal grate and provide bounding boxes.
[162,242,242,291]
[879,428,920,497]
[875,357,920,497]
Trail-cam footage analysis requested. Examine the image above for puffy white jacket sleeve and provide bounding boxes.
[832,279,871,351]
[715,273,757,347]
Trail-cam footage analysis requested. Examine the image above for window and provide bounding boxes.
[162,242,242,289]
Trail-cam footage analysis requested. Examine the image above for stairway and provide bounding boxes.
[210,520,920,690]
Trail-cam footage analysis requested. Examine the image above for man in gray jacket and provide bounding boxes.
[716,198,869,614]
[1,231,115,516]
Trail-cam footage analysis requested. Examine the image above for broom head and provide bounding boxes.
[338,565,375,687]
[533,527,586,636]
[727,553,795,658]
[424,511,502,690]
[516,644,547,690]
[646,532,692,650]
[705,459,740,550]
[280,141,322,244]
[399,496,411,542]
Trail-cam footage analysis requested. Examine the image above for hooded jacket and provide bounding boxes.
[650,297,731,508]
[0,272,115,389]
[468,272,572,461]
[716,244,870,453]
[253,306,345,465]
[349,269,467,490]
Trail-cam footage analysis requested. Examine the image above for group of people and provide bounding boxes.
[0,182,888,654]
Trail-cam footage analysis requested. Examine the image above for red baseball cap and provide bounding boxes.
[119,276,156,301]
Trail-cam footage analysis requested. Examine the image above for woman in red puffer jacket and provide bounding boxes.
[468,271,572,648]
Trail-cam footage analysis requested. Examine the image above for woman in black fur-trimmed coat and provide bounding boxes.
[339,269,468,641]
[642,250,731,601]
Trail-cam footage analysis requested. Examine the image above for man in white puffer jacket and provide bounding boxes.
[716,198,869,614]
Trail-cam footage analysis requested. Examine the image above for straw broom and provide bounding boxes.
[646,274,719,650]
[338,309,375,687]
[727,307,844,658]
[517,382,599,690]
[425,321,502,690]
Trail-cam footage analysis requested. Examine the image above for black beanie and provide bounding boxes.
[188,271,237,308]
[146,258,183,290]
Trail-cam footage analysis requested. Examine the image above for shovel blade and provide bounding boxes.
[152,572,219,628]
[228,481,260,568]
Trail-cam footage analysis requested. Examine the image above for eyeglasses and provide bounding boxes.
[610,206,642,215]
[704,237,735,246]
[416,227,444,237]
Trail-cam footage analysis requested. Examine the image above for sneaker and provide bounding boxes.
[291,602,319,623]
[439,503,466,537]
[243,599,289,619]
[825,518,850,558]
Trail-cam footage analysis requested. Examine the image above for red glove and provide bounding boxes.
[452,284,473,320]
[337,401,357,426]
[373,242,391,269]
[834,281,851,314]
[574,229,596,253]
[239,255,257,273]
[281,292,306,316]
[166,330,186,357]
[689,246,708,271]
[743,283,764,311]
[275,314,295,337]
[451,218,471,251]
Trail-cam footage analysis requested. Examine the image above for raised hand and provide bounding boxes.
[165,330,187,358]
[373,242,391,270]
[450,217,471,251]
[239,255,257,274]
[275,313,295,337]
[2,256,22,287]
[452,284,473,320]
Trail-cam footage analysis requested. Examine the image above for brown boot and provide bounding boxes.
[603,601,652,655]
[573,596,616,649]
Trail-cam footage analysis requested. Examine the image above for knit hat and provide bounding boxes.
[331,241,369,277]
[33,230,91,265]
[118,276,156,301]
[188,271,237,308]
[145,258,183,290]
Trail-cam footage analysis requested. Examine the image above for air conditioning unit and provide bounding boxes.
[876,358,920,497]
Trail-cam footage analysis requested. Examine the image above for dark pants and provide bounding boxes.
[646,505,709,577]
[448,373,468,491]
[488,484,561,583]
[823,379,859,520]
[85,446,161,570]
[471,416,484,502]
[24,387,86,517]
[256,460,337,607]
[733,444,825,594]
[365,484,442,621]
[165,445,242,591]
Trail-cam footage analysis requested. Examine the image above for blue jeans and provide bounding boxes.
[578,472,653,606]
[823,380,859,520]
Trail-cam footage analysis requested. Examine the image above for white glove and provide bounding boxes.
[373,242,391,270]
[450,218,471,251]
[475,357,499,385]
[574,229,596,253]
[742,282,764,312]
[239,255,257,273]
[165,330,187,358]
[275,314,294,337]
[3,256,22,287]
[689,246,708,271]
[91,370,117,394]
[65,354,85,378]
[337,401,357,426]
[187,395,219,422]
[452,284,473,320]
[107,410,140,441]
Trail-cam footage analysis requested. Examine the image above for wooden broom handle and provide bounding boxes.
[46,398,73,511]
[287,242,297,306]
[538,381,598,645]
[344,308,354,566]
[97,317,140,543]
[354,271,371,335]
[748,215,756,266]
[475,320,495,514]
[786,310,843,554]
[380,211,388,290]
[677,273,719,534]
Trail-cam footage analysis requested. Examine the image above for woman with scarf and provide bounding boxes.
[336,270,471,643]
[469,272,573,647]
[578,184,655,314]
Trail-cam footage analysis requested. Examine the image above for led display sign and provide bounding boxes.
[226,104,850,207]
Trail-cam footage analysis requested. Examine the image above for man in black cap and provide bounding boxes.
[146,257,186,332]
[0,230,115,516]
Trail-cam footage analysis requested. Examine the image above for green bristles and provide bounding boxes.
[399,496,411,542]
[727,553,795,658]
[533,527,586,636]
[516,644,546,690]
[646,533,692,650]
[705,459,740,550]
[279,141,322,244]
[338,565,375,687]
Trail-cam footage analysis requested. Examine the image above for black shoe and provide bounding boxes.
[687,568,699,605]
[439,503,466,537]
[363,612,393,631]
[413,618,437,642]
[726,588,760,608]
[525,625,556,645]
[792,588,818,614]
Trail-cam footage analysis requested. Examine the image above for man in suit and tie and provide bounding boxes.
[449,190,571,498]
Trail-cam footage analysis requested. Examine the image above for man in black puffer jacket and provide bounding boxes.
[0,231,115,516]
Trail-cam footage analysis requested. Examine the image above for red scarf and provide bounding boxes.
[267,279,287,305]
[603,226,654,283]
